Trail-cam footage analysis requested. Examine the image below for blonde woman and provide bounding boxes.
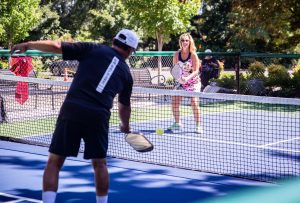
[168,33,203,133]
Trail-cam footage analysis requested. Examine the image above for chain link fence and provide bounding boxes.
[238,53,300,97]
[1,50,299,98]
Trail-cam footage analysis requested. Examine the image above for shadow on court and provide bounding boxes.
[268,150,300,162]
[0,143,272,203]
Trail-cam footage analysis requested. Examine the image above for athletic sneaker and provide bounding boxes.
[167,122,182,131]
[195,125,203,134]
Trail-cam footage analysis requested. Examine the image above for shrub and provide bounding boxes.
[212,72,236,89]
[166,77,175,85]
[129,57,144,68]
[0,60,8,69]
[32,58,45,77]
[240,73,252,94]
[268,88,296,98]
[246,61,266,80]
[217,59,225,73]
[266,64,291,87]
[292,64,300,89]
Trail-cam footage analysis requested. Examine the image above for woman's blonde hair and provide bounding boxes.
[178,33,197,53]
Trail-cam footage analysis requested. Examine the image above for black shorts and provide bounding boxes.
[49,107,110,159]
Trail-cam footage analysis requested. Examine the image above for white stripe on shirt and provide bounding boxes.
[96,56,119,93]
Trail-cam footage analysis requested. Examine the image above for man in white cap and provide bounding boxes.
[11,28,139,203]
[200,49,220,91]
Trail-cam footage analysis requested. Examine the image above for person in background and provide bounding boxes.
[200,49,220,91]
[10,29,138,203]
[168,33,203,134]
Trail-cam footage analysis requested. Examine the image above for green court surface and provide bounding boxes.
[2,100,298,139]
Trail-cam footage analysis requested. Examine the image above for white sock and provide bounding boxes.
[42,191,57,203]
[96,195,108,203]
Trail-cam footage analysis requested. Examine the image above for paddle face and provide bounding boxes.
[125,132,154,152]
[171,63,182,80]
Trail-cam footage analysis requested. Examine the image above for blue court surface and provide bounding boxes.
[0,140,273,203]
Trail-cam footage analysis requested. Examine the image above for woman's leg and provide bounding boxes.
[191,97,201,126]
[172,95,183,123]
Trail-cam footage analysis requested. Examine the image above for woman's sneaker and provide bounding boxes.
[196,125,203,134]
[167,122,182,131]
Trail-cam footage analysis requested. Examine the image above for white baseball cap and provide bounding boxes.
[115,29,139,49]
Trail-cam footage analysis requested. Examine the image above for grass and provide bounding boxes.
[0,117,56,138]
[201,100,300,114]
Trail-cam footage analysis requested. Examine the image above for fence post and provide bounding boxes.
[235,52,241,94]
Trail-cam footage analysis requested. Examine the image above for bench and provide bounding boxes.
[130,68,166,88]
[130,68,173,100]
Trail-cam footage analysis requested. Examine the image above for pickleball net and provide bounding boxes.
[0,74,299,182]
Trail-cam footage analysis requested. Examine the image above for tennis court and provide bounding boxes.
[0,74,299,202]
[1,140,273,203]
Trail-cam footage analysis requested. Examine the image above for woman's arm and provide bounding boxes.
[182,52,200,81]
[173,51,179,65]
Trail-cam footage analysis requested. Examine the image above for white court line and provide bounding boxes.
[23,133,52,138]
[0,192,42,203]
[261,137,300,147]
[166,134,300,153]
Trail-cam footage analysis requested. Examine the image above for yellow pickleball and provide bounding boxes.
[156,128,164,135]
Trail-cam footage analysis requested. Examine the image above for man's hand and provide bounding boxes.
[209,62,218,68]
[119,123,130,133]
[10,43,29,55]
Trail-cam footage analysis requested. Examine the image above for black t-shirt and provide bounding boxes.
[201,58,219,72]
[59,42,133,122]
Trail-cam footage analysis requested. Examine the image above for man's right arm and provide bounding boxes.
[10,40,62,54]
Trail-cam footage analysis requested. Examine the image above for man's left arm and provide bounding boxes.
[118,78,133,133]
[118,102,131,133]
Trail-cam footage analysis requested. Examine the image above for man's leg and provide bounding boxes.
[201,73,210,91]
[42,153,66,203]
[92,158,109,203]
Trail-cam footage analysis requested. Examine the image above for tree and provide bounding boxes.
[122,0,201,51]
[0,0,41,48]
[192,0,233,51]
[192,0,300,52]
[26,3,63,41]
[229,0,300,52]
[52,0,132,44]
[75,0,134,44]
[59,0,98,36]
[122,0,200,80]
